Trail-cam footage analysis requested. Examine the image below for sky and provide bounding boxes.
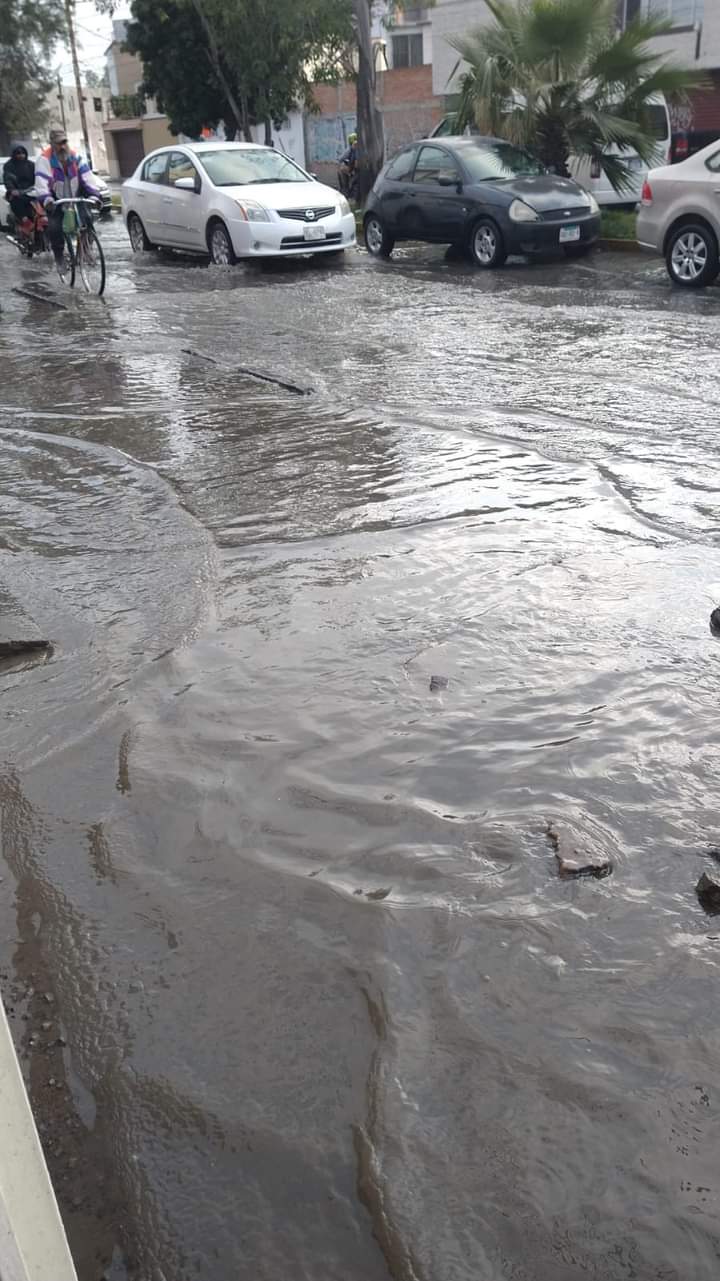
[56,1,131,84]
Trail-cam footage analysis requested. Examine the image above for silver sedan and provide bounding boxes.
[637,139,720,288]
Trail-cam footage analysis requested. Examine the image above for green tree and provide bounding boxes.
[0,0,66,149]
[123,0,350,143]
[124,0,243,138]
[351,0,434,200]
[449,0,701,192]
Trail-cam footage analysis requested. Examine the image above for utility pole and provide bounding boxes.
[63,0,92,166]
[56,74,67,132]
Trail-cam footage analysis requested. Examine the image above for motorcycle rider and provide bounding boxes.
[338,132,358,197]
[34,128,101,267]
[3,145,36,233]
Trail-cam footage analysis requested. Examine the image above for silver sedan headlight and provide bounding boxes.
[235,199,270,222]
[338,195,351,216]
[509,199,540,223]
[587,192,600,215]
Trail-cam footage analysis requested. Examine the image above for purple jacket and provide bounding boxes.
[34,147,101,205]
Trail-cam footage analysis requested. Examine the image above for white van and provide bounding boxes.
[431,94,672,209]
[567,94,672,208]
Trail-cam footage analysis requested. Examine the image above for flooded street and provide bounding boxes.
[2,218,720,1280]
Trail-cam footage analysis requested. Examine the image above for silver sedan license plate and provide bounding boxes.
[559,224,581,243]
[304,225,327,241]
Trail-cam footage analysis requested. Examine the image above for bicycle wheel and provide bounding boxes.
[77,225,106,296]
[50,232,76,288]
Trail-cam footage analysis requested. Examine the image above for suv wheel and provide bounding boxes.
[666,223,719,288]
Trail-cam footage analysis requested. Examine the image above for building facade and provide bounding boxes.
[45,81,111,173]
[103,20,178,179]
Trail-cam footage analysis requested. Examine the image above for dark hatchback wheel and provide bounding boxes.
[364,213,395,259]
[666,223,719,288]
[469,218,507,269]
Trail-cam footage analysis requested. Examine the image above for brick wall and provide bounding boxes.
[307,65,443,183]
[687,75,720,131]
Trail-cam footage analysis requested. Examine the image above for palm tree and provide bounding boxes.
[449,0,702,193]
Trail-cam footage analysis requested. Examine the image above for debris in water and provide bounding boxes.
[365,887,391,900]
[711,608,720,635]
[696,872,720,914]
[0,639,50,659]
[11,286,68,310]
[429,675,449,692]
[181,347,312,396]
[546,821,613,880]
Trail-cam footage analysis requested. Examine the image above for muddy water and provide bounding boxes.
[2,222,720,1280]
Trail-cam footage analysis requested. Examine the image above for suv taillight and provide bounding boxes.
[674,133,689,161]
[641,179,653,204]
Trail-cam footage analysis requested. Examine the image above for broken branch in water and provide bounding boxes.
[11,288,68,311]
[181,347,312,396]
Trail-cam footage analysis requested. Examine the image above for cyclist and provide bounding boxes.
[34,129,101,268]
[3,145,36,233]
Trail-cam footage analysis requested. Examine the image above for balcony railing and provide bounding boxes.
[110,92,145,119]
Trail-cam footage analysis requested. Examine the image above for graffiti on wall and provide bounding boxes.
[307,113,357,164]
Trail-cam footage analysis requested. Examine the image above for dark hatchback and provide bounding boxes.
[364,136,602,268]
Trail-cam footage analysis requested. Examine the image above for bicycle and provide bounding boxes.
[51,197,106,296]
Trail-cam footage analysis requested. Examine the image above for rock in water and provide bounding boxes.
[429,675,449,692]
[546,820,613,880]
[696,871,720,913]
[711,608,720,636]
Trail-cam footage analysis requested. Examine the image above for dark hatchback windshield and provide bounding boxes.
[196,148,308,186]
[459,142,545,181]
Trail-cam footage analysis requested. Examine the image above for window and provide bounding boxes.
[385,148,417,182]
[93,97,103,114]
[459,141,545,180]
[413,145,460,186]
[167,151,199,188]
[646,0,702,26]
[391,33,423,68]
[705,150,720,173]
[196,147,307,186]
[142,152,168,184]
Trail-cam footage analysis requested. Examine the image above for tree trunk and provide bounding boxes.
[192,0,245,135]
[351,0,384,202]
[240,93,252,142]
[264,117,272,146]
[223,106,239,142]
[537,116,571,178]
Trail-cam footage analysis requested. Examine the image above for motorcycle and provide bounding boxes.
[5,188,49,258]
[337,165,359,203]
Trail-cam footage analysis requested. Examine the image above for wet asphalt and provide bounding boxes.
[2,215,720,1281]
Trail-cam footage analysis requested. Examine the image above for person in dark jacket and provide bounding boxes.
[3,145,36,227]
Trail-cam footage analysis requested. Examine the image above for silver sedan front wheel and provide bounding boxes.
[667,224,718,288]
[209,221,236,266]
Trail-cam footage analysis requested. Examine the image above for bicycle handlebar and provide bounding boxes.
[48,196,101,206]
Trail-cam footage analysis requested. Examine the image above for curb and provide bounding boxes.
[598,237,641,252]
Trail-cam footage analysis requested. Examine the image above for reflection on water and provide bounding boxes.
[1,221,720,1279]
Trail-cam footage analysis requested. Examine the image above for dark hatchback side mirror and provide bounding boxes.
[438,173,461,188]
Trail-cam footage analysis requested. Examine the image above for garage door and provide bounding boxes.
[114,129,145,178]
